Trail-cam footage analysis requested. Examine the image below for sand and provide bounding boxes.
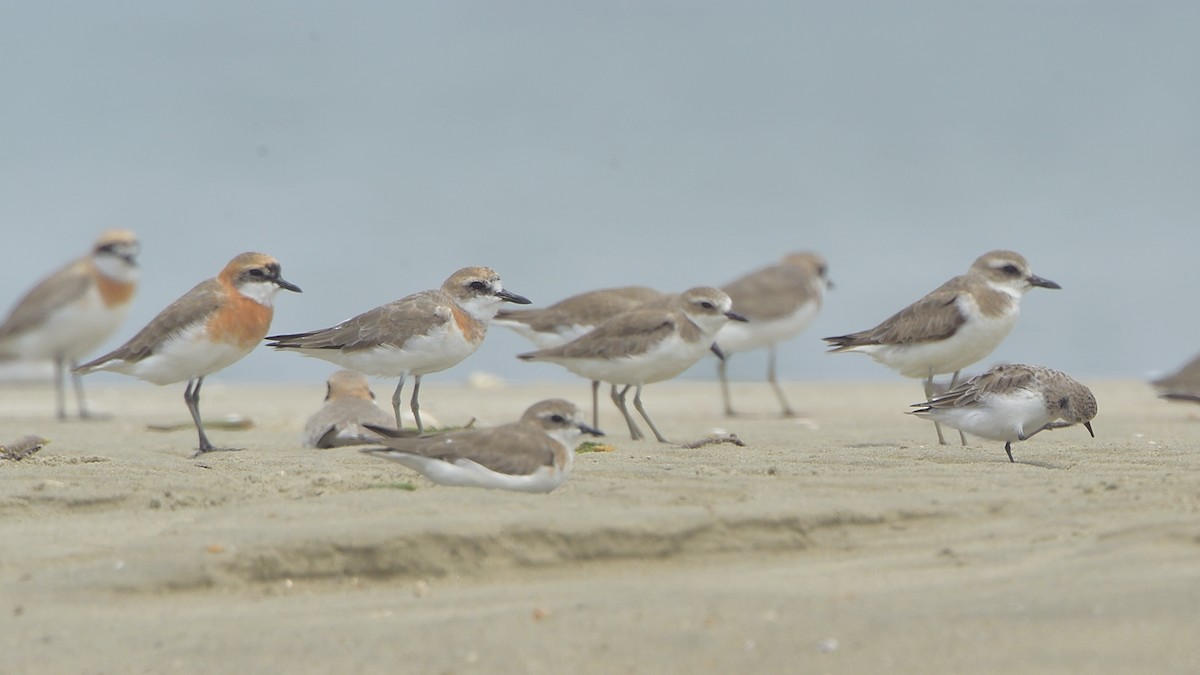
[2,378,1199,674]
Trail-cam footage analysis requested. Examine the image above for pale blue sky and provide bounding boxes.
[2,2,1198,387]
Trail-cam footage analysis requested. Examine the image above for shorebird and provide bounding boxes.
[361,398,602,493]
[824,250,1060,445]
[909,363,1097,462]
[518,287,746,443]
[0,230,140,419]
[303,369,399,448]
[1151,353,1200,404]
[715,251,829,417]
[495,285,668,426]
[75,252,301,456]
[267,267,530,434]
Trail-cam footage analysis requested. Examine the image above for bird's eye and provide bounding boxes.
[248,268,266,278]
[700,301,715,310]
[549,414,566,423]
[1001,264,1020,275]
[469,280,488,291]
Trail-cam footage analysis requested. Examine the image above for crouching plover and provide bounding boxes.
[267,267,530,434]
[0,230,140,419]
[362,399,602,493]
[824,250,1060,445]
[303,370,400,448]
[909,363,1096,462]
[518,287,746,443]
[495,285,668,426]
[715,251,829,417]
[75,253,301,456]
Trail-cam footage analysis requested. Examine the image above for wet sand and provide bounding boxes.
[2,378,1199,674]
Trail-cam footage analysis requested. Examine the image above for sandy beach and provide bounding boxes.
[2,377,1199,674]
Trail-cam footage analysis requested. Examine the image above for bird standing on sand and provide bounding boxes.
[0,230,140,419]
[715,252,829,417]
[76,253,301,456]
[267,267,530,434]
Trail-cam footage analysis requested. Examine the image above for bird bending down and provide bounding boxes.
[909,363,1097,462]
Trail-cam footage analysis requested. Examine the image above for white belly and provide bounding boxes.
[920,390,1052,442]
[2,286,131,362]
[855,309,1017,379]
[716,301,819,354]
[102,323,255,385]
[291,323,482,377]
[542,333,711,385]
[381,453,566,493]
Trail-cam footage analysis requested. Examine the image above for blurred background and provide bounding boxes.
[2,1,1197,387]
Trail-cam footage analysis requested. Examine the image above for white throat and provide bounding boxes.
[93,254,139,284]
[238,280,281,307]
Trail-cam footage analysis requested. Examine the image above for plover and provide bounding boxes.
[495,285,668,425]
[0,230,140,419]
[909,363,1097,462]
[824,250,1060,444]
[75,252,301,456]
[303,369,400,448]
[266,267,530,434]
[362,398,602,493]
[518,287,746,443]
[1151,353,1200,403]
[715,251,829,417]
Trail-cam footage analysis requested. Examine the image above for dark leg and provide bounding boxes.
[719,356,735,417]
[612,384,643,440]
[632,385,668,443]
[767,345,795,417]
[390,375,406,430]
[925,371,947,445]
[591,380,601,429]
[409,375,424,434]
[1004,441,1015,463]
[186,377,239,457]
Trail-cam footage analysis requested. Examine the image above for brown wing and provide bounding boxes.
[825,276,969,349]
[497,287,663,333]
[1152,352,1200,393]
[367,423,556,475]
[723,265,815,321]
[520,308,681,361]
[79,279,223,366]
[916,364,1039,409]
[0,258,91,340]
[267,290,450,352]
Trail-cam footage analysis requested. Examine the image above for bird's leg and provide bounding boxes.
[612,384,643,440]
[1004,441,1015,463]
[768,345,795,417]
[633,385,669,443]
[591,380,601,429]
[926,370,948,445]
[390,374,406,431]
[718,356,736,417]
[409,375,423,435]
[186,377,237,457]
[950,369,967,446]
[53,356,67,421]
